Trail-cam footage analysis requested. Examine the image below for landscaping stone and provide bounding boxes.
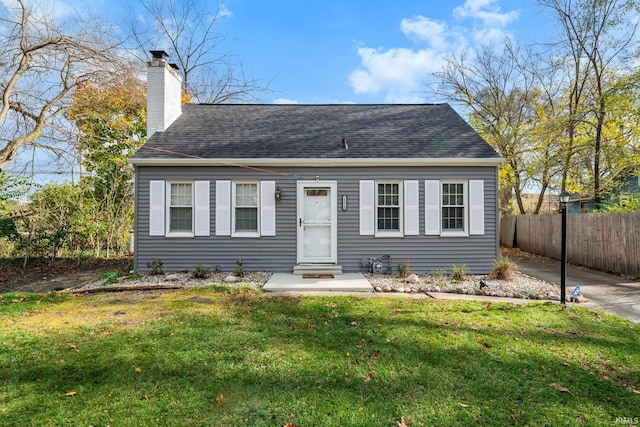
[224,275,237,283]
[405,274,420,284]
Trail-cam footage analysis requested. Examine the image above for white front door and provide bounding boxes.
[297,181,337,264]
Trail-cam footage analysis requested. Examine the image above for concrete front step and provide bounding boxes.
[264,273,373,293]
[292,264,343,275]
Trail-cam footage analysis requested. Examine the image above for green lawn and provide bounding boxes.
[0,288,638,426]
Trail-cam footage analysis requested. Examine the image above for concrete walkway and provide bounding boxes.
[264,273,373,293]
[509,252,640,323]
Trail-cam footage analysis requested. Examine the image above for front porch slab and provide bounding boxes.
[264,273,373,293]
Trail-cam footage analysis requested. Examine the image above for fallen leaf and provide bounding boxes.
[216,393,224,403]
[350,321,359,326]
[483,342,492,349]
[397,416,413,426]
[548,383,572,394]
[357,407,364,412]
[562,362,570,367]
[631,388,640,394]
[283,423,296,427]
[541,365,546,371]
[65,391,77,396]
[598,372,609,380]
[135,367,142,373]
[364,371,374,383]
[458,403,469,408]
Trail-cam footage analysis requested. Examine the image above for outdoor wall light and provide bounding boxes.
[275,186,282,201]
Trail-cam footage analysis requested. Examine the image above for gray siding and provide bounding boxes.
[134,166,499,274]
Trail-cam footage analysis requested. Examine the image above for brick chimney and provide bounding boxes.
[146,50,183,137]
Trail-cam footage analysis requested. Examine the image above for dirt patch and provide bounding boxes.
[0,257,132,294]
[184,296,216,305]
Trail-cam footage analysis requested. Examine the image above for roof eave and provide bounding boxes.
[130,157,505,167]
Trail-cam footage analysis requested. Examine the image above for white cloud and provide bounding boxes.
[273,98,299,104]
[400,16,449,51]
[1,0,75,20]
[453,0,519,27]
[348,1,520,102]
[218,4,232,19]
[472,27,509,44]
[349,46,445,102]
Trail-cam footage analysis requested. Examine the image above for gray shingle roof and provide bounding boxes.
[132,103,501,161]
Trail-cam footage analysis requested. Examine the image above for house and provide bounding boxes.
[567,169,640,213]
[130,51,504,275]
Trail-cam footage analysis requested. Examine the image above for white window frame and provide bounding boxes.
[166,181,194,237]
[375,180,403,237]
[440,180,468,237]
[232,181,260,237]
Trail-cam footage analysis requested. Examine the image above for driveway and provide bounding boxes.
[508,251,640,323]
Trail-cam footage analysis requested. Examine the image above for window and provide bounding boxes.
[377,182,402,234]
[169,182,193,233]
[234,182,259,235]
[441,182,466,233]
[426,179,483,237]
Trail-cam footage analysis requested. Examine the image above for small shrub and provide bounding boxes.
[147,258,164,275]
[124,271,142,281]
[99,271,120,286]
[233,258,244,277]
[492,255,518,280]
[432,269,445,279]
[192,264,211,279]
[397,262,410,279]
[450,264,467,282]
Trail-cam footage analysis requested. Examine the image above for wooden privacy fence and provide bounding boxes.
[500,212,640,278]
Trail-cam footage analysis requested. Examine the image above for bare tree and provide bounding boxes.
[125,0,270,103]
[0,0,125,169]
[538,0,640,209]
[434,40,560,214]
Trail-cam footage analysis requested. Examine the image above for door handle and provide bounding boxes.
[299,218,303,227]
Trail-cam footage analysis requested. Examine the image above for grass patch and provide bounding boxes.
[0,289,638,426]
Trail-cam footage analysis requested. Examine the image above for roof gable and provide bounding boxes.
[132,104,501,163]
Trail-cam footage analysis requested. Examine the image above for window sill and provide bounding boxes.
[440,230,469,237]
[165,231,195,238]
[375,231,404,238]
[232,232,260,238]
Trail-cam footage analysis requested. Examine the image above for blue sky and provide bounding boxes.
[212,0,552,104]
[2,0,555,183]
[112,0,552,104]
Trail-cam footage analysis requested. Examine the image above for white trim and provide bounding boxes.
[194,180,210,237]
[424,180,440,236]
[149,180,165,236]
[131,157,504,167]
[375,180,403,238]
[297,180,338,264]
[165,181,195,237]
[260,181,276,237]
[404,180,419,236]
[359,180,375,236]
[469,179,485,235]
[215,180,231,236]
[232,181,260,238]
